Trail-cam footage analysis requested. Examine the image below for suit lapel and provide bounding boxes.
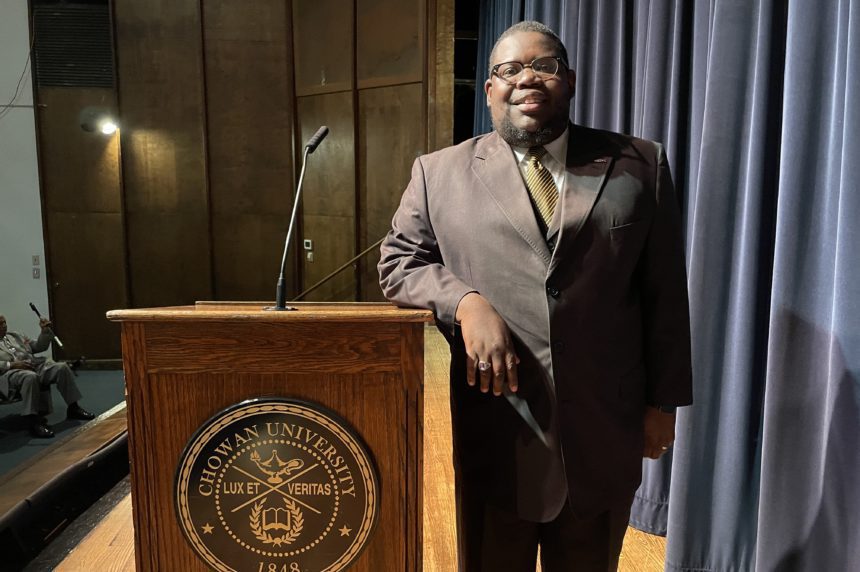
[548,125,614,276]
[471,132,552,264]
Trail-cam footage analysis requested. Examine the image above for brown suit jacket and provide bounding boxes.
[379,124,692,520]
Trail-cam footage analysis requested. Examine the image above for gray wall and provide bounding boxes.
[0,0,50,338]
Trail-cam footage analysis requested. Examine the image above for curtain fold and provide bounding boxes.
[473,0,859,569]
[754,0,860,569]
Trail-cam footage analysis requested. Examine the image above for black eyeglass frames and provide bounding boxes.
[491,56,566,84]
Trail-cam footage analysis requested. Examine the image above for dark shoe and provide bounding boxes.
[67,403,95,421]
[30,421,55,438]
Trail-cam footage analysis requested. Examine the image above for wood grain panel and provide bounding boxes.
[429,0,454,151]
[36,87,122,213]
[140,374,405,572]
[357,0,424,87]
[34,86,126,358]
[127,371,403,571]
[211,213,288,301]
[114,312,423,570]
[358,83,425,300]
[297,92,357,299]
[45,212,126,358]
[402,323,425,571]
[301,214,356,302]
[109,302,432,323]
[113,0,212,307]
[422,325,458,570]
[124,212,211,308]
[293,0,353,96]
[120,321,154,572]
[54,494,136,572]
[142,321,400,374]
[202,0,297,301]
[203,0,286,42]
[297,92,355,218]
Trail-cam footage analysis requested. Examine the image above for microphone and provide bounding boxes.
[267,126,330,311]
[29,302,64,348]
[305,126,329,154]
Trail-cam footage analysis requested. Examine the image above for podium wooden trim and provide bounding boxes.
[108,302,433,571]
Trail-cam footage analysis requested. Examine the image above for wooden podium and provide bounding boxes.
[107,302,433,572]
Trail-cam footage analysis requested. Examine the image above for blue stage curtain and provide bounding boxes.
[473,0,525,135]
[474,1,860,569]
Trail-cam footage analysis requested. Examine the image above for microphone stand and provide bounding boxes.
[268,146,312,311]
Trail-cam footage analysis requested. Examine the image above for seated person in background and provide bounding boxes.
[0,314,94,438]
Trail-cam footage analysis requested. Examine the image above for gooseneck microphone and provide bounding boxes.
[268,126,330,311]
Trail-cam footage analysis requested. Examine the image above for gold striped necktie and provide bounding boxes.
[524,146,558,228]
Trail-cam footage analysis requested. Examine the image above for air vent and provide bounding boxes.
[33,3,113,88]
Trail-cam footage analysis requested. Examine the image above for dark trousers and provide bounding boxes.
[456,474,632,572]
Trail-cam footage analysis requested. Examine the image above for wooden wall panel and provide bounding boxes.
[114,0,212,308]
[297,92,356,301]
[357,0,424,88]
[358,83,425,300]
[38,88,122,212]
[35,87,126,359]
[429,0,454,151]
[44,213,126,358]
[124,212,210,304]
[293,0,353,96]
[30,0,444,357]
[210,214,290,301]
[203,0,296,301]
[302,214,357,301]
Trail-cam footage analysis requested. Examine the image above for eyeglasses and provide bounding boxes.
[491,56,565,84]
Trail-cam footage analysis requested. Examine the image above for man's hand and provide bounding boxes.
[10,360,35,371]
[455,292,519,396]
[643,406,676,459]
[39,317,52,330]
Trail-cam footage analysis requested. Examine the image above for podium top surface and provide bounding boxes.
[106,301,434,323]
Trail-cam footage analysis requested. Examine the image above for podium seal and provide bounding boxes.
[175,398,380,572]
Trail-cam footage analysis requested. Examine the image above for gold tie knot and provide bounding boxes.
[527,146,548,170]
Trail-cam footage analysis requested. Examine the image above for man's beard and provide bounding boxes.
[493,112,568,147]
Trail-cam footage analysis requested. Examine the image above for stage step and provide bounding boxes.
[0,404,129,570]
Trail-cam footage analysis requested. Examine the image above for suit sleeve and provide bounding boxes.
[640,143,693,406]
[29,329,53,354]
[378,157,476,326]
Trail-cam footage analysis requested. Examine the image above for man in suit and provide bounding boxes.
[0,313,95,438]
[379,21,692,571]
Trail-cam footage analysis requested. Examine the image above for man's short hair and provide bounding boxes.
[488,21,570,77]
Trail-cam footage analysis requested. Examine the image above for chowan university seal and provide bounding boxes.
[175,398,380,572]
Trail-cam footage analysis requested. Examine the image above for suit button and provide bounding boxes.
[547,286,560,298]
[553,341,565,353]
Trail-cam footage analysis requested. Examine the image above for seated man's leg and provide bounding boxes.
[39,361,94,420]
[8,370,55,438]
